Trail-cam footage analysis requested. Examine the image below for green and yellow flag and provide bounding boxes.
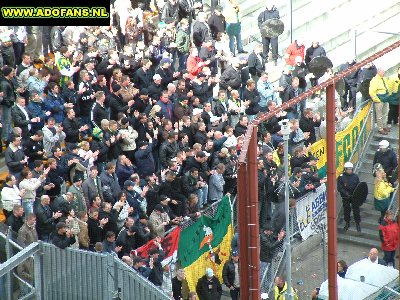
[178,195,234,291]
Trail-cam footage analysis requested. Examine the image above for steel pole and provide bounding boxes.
[248,126,260,299]
[237,163,250,300]
[326,84,338,300]
[398,102,400,278]
[322,225,327,282]
[282,125,293,299]
[288,0,293,43]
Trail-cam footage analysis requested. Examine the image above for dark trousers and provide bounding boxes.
[341,84,357,110]
[13,42,25,66]
[2,46,15,68]
[343,197,360,223]
[262,36,278,61]
[383,250,396,266]
[387,104,399,124]
[230,287,240,300]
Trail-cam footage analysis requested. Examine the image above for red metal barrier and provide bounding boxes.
[237,40,400,299]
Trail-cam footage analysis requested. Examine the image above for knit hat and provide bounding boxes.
[92,127,103,139]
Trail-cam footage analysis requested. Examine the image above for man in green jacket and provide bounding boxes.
[176,18,191,71]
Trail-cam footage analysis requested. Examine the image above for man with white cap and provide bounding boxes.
[196,267,222,300]
[337,161,361,232]
[373,140,398,184]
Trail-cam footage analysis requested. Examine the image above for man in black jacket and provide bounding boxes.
[24,130,44,168]
[12,97,40,139]
[172,269,187,300]
[222,250,240,300]
[220,59,242,92]
[91,91,108,128]
[148,248,165,287]
[52,222,76,249]
[196,268,222,300]
[87,208,108,248]
[248,44,265,81]
[260,226,284,282]
[234,115,248,137]
[116,225,137,257]
[109,85,134,121]
[5,135,27,178]
[192,12,211,48]
[156,58,180,89]
[51,192,74,218]
[373,140,398,185]
[161,0,179,23]
[208,6,226,40]
[299,108,321,146]
[148,75,163,101]
[63,108,88,145]
[134,59,153,90]
[339,58,360,110]
[257,4,280,64]
[98,201,121,235]
[34,195,63,242]
[0,66,19,140]
[159,132,179,169]
[5,205,24,234]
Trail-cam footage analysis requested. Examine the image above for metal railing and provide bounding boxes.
[0,225,170,300]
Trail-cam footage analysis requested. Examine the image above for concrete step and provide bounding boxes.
[338,225,378,241]
[371,134,399,144]
[338,232,380,249]
[358,173,375,185]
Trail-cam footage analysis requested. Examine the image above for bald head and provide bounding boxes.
[369,248,379,262]
[377,68,385,77]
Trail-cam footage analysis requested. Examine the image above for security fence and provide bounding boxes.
[0,224,170,300]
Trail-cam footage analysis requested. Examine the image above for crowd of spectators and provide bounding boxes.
[0,0,397,299]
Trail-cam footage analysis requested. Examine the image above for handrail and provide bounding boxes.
[348,101,374,173]
[239,40,400,164]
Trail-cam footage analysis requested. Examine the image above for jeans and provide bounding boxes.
[178,52,188,71]
[22,199,35,215]
[197,184,209,209]
[228,29,244,55]
[1,105,12,140]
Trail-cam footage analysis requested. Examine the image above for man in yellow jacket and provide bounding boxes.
[369,68,390,135]
[274,276,299,300]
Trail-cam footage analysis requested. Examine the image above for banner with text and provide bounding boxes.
[296,184,327,240]
[310,102,371,178]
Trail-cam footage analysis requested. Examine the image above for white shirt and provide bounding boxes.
[17,104,31,130]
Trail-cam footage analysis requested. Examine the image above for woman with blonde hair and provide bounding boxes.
[374,163,394,220]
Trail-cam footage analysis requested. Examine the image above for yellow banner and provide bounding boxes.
[184,224,234,292]
[310,103,371,177]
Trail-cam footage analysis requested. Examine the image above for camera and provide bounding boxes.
[278,119,291,135]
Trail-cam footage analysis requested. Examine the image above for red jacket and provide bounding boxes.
[285,41,305,66]
[379,218,399,251]
[186,55,203,79]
